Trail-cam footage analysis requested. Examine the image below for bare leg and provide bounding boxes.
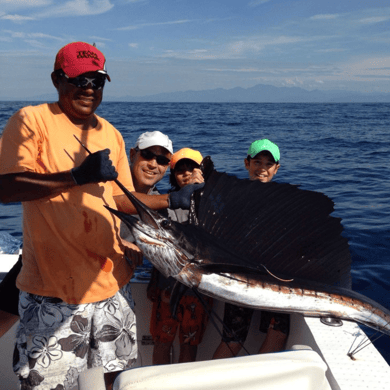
[153,341,173,365]
[258,328,287,354]
[0,310,19,338]
[212,341,242,359]
[178,343,197,363]
[104,371,119,390]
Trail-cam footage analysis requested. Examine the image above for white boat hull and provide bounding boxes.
[1,255,389,390]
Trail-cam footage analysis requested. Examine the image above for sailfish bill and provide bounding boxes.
[106,167,390,337]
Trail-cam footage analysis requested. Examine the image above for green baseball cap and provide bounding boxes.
[247,139,280,162]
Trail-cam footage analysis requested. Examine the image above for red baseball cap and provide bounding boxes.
[54,42,111,81]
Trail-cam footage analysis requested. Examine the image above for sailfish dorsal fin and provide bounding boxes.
[191,164,351,289]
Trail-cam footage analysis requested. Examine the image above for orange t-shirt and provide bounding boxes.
[0,103,135,304]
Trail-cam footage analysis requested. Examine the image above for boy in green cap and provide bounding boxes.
[213,139,289,359]
[244,138,280,182]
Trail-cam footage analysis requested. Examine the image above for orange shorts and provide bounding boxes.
[150,291,212,346]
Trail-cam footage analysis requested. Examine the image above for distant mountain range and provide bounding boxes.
[111,84,390,103]
[13,83,390,103]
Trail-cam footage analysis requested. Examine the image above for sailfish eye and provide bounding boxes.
[161,219,171,228]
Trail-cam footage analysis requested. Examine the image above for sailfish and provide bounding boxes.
[106,158,390,338]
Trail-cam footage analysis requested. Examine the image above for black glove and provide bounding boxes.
[71,149,118,185]
[169,183,205,210]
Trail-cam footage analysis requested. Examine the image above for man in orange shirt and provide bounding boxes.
[0,42,201,390]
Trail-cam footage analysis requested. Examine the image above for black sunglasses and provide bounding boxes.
[58,70,107,90]
[138,148,171,166]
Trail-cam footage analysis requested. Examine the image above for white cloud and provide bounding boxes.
[89,36,113,42]
[316,48,345,53]
[304,8,390,37]
[284,77,304,86]
[248,0,271,7]
[346,57,390,78]
[226,35,309,56]
[249,57,390,90]
[94,42,107,48]
[117,19,191,31]
[160,48,217,60]
[206,68,263,73]
[359,16,390,24]
[29,32,62,40]
[159,34,319,62]
[0,0,52,8]
[129,43,138,48]
[310,14,339,21]
[33,0,113,19]
[4,30,62,40]
[205,65,338,77]
[24,39,50,48]
[1,14,35,21]
[1,0,114,22]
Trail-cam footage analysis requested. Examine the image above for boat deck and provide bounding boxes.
[1,255,389,390]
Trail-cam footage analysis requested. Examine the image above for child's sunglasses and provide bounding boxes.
[58,70,107,90]
[138,148,171,166]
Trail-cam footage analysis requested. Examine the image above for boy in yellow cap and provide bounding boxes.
[147,148,212,365]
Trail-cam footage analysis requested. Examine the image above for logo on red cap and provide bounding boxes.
[77,50,100,60]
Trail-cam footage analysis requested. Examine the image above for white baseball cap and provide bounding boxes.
[135,131,173,154]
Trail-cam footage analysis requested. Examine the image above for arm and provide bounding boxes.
[114,182,205,214]
[0,171,76,203]
[114,192,169,215]
[0,148,119,204]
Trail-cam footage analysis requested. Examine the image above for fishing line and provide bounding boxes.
[261,264,294,282]
[348,328,387,358]
[347,319,390,358]
[191,287,251,356]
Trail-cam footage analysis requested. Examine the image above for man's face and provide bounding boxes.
[52,71,103,124]
[130,146,172,193]
[244,152,280,182]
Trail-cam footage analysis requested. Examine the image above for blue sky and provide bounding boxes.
[1,0,390,100]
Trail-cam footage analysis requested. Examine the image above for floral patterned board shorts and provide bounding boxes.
[150,291,213,346]
[13,283,137,390]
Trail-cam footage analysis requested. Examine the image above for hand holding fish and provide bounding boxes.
[169,182,205,209]
[71,149,118,185]
[189,168,204,184]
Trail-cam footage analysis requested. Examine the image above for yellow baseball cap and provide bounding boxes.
[170,148,203,169]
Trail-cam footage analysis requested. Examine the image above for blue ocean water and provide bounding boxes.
[1,101,389,362]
